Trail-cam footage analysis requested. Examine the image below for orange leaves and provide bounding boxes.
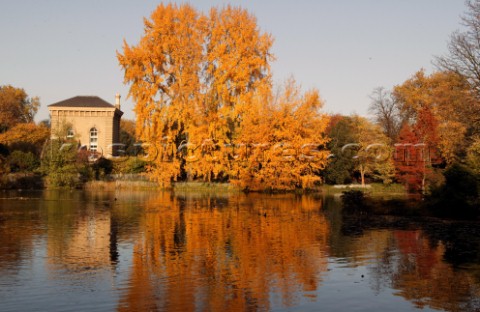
[206,6,273,105]
[0,85,40,132]
[0,123,49,146]
[118,4,275,187]
[393,70,476,164]
[233,79,330,191]
[118,5,329,190]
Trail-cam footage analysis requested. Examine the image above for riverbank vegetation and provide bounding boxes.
[3,1,480,219]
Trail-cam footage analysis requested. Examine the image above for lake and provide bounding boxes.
[0,190,479,312]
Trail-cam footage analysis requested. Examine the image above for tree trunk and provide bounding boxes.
[360,164,365,187]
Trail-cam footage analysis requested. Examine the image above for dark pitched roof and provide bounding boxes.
[48,96,115,108]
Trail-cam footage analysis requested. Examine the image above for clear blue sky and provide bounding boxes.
[0,0,468,122]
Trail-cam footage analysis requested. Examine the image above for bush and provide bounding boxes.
[40,140,82,188]
[112,157,147,174]
[92,157,113,180]
[8,150,39,172]
[426,163,479,219]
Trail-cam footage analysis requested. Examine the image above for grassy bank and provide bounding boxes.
[322,183,406,197]
[173,182,242,194]
[83,180,406,196]
[84,181,242,193]
[84,180,160,191]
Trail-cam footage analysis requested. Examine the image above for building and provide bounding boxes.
[48,94,123,157]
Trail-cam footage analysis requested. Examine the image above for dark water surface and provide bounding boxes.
[0,190,479,312]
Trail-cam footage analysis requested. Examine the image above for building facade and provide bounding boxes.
[48,95,123,157]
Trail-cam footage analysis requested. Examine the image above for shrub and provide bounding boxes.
[426,163,479,219]
[112,157,147,174]
[92,157,113,180]
[8,150,39,172]
[40,140,81,188]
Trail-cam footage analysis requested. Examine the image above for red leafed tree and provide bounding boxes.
[395,106,441,194]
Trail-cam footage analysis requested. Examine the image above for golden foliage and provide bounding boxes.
[118,4,328,190]
[348,115,394,186]
[394,70,478,164]
[0,123,49,146]
[233,79,330,191]
[0,85,39,132]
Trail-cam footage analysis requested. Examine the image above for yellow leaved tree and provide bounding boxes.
[348,115,394,187]
[118,3,204,185]
[118,4,273,187]
[394,70,479,165]
[232,79,330,191]
[118,4,330,191]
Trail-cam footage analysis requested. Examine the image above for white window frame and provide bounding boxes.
[67,128,74,139]
[89,127,98,152]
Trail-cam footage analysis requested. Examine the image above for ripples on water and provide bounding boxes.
[0,190,479,311]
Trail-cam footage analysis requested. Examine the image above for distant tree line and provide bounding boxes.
[5,0,480,205]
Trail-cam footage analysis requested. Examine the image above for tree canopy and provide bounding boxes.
[0,85,39,133]
[118,4,329,190]
[393,70,477,164]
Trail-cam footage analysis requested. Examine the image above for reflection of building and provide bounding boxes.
[48,95,123,156]
[47,209,116,270]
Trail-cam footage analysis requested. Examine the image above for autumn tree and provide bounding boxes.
[0,85,45,173]
[232,79,330,191]
[393,104,443,194]
[118,4,203,185]
[349,115,394,186]
[466,138,480,175]
[393,70,477,165]
[118,4,274,187]
[395,124,429,193]
[183,5,273,183]
[0,85,39,133]
[0,123,49,149]
[0,87,48,173]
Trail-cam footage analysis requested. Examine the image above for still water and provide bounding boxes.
[0,190,479,312]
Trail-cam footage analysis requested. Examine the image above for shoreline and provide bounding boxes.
[1,173,407,198]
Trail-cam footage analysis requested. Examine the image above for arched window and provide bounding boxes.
[66,128,74,139]
[89,127,98,151]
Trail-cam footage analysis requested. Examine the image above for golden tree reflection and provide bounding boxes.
[2,191,480,311]
[118,193,329,311]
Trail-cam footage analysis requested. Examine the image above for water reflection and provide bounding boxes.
[334,201,480,312]
[118,193,330,311]
[0,190,479,311]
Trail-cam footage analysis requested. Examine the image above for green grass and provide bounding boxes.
[173,182,242,194]
[84,180,407,197]
[85,180,160,190]
[322,183,406,197]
